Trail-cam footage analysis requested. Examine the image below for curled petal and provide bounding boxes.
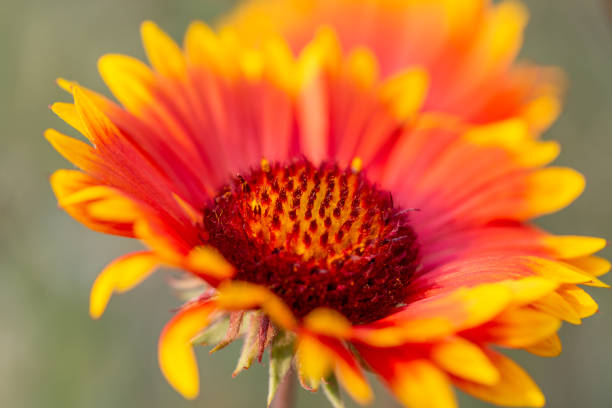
[565,256,610,278]
[296,333,335,390]
[45,129,99,172]
[525,333,562,357]
[90,251,160,319]
[393,360,457,408]
[431,337,499,385]
[353,317,454,347]
[50,102,87,136]
[158,300,218,399]
[357,345,457,408]
[50,170,141,236]
[185,246,235,280]
[557,285,599,319]
[303,308,352,338]
[216,281,297,330]
[531,291,582,325]
[466,307,561,348]
[452,350,545,407]
[525,256,609,288]
[297,334,372,404]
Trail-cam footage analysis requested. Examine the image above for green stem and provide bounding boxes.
[270,366,296,408]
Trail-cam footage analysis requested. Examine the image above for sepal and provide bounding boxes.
[322,374,345,408]
[267,330,296,407]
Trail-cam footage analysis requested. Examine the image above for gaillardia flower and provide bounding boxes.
[48,15,606,408]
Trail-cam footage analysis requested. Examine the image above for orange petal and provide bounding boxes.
[431,337,499,385]
[463,119,560,167]
[346,47,379,90]
[185,246,235,280]
[303,308,352,338]
[133,219,185,265]
[297,334,372,405]
[98,53,156,113]
[329,341,372,405]
[353,317,454,347]
[543,235,606,259]
[56,78,117,111]
[479,1,528,72]
[454,284,514,329]
[141,21,187,78]
[59,184,143,223]
[216,281,297,329]
[184,21,237,79]
[498,277,558,307]
[453,351,545,407]
[90,251,160,319]
[295,334,334,389]
[72,85,122,145]
[392,360,457,408]
[50,102,87,137]
[363,283,516,347]
[476,307,561,348]
[524,256,608,287]
[566,256,611,278]
[531,291,581,324]
[260,34,296,90]
[378,68,429,121]
[158,300,218,399]
[45,129,98,172]
[525,333,562,357]
[522,167,585,219]
[521,94,562,134]
[49,170,136,236]
[557,285,599,319]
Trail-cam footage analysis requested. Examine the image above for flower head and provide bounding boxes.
[48,9,606,408]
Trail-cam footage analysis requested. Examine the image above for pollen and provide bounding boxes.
[202,159,419,323]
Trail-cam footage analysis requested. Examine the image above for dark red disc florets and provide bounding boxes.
[202,159,419,324]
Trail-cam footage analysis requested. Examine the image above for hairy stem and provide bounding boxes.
[270,366,296,408]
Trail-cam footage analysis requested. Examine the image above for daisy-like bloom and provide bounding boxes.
[225,0,562,133]
[47,19,607,408]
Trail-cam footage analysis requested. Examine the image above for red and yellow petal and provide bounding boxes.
[50,170,142,236]
[431,337,499,385]
[297,333,372,404]
[452,350,545,407]
[90,251,161,319]
[141,21,187,79]
[302,307,353,338]
[542,235,607,259]
[158,300,218,399]
[216,281,297,330]
[356,344,458,408]
[465,307,561,348]
[393,360,457,408]
[520,167,585,219]
[98,54,157,114]
[525,333,562,357]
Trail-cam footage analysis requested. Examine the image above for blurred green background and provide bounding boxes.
[1,0,610,407]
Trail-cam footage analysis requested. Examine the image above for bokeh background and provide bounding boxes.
[1,0,611,407]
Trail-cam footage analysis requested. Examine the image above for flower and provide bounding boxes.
[47,17,607,408]
[224,0,563,133]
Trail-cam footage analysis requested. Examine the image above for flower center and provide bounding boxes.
[202,159,419,324]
